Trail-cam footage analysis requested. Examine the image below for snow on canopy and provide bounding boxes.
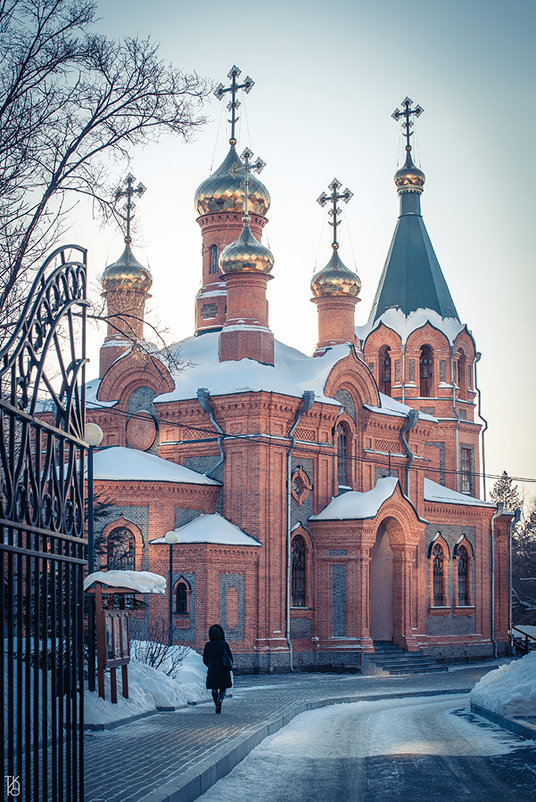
[150,513,261,546]
[84,570,166,594]
[153,332,349,404]
[310,477,399,521]
[424,478,495,508]
[89,446,220,486]
[356,307,466,347]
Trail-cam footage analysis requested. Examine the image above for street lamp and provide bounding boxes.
[85,422,103,693]
[164,530,179,646]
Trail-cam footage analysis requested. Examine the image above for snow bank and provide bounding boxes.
[84,570,166,594]
[470,651,536,718]
[84,645,209,728]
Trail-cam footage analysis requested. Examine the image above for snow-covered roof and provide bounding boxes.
[424,478,495,508]
[310,477,400,521]
[84,570,166,594]
[150,513,261,546]
[365,392,437,423]
[356,308,467,347]
[90,446,219,486]
[86,377,117,409]
[153,332,349,405]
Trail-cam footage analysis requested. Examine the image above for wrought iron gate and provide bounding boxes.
[0,245,87,801]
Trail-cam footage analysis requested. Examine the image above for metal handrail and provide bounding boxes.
[510,626,536,654]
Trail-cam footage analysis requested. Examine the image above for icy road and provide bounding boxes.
[198,693,536,801]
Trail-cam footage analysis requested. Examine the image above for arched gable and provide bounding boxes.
[374,483,427,547]
[427,532,450,559]
[362,321,403,357]
[324,348,380,408]
[100,515,144,572]
[453,328,476,360]
[405,321,451,353]
[98,351,174,405]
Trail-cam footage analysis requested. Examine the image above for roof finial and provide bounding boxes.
[229,148,266,220]
[214,66,255,147]
[115,173,146,244]
[317,179,353,250]
[391,97,424,153]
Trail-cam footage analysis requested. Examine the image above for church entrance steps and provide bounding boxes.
[362,641,449,676]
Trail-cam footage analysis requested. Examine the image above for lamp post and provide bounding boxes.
[85,422,103,692]
[164,531,179,646]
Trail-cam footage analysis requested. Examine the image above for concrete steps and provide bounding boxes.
[362,641,448,676]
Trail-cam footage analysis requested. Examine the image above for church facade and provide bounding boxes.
[86,81,512,672]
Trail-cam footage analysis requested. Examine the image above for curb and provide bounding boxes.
[470,703,536,741]
[139,687,473,802]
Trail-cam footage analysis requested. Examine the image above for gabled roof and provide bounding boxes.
[90,446,220,486]
[150,513,261,546]
[424,478,495,508]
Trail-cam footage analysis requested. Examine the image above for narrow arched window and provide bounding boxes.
[432,543,446,606]
[378,345,391,396]
[419,345,434,397]
[336,423,349,487]
[209,244,219,274]
[291,535,306,607]
[175,581,189,614]
[107,527,135,571]
[457,546,469,605]
[457,348,467,399]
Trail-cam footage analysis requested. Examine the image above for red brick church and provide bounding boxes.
[86,76,513,672]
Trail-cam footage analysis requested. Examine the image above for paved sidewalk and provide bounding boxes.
[84,662,518,802]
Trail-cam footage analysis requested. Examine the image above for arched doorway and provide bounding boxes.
[369,524,394,641]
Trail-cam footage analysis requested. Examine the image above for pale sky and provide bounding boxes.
[73,0,536,499]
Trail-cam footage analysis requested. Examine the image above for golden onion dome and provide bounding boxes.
[311,247,361,298]
[101,240,152,292]
[394,149,426,193]
[219,217,274,275]
[194,146,270,217]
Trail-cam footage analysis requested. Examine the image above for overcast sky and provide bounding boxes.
[75,0,535,498]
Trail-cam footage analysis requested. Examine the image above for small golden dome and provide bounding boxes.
[101,241,152,292]
[194,146,270,217]
[311,247,361,298]
[394,149,426,193]
[219,218,274,275]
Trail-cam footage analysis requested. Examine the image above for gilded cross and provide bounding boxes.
[317,179,353,249]
[229,147,265,217]
[115,173,146,242]
[214,65,255,146]
[391,97,424,151]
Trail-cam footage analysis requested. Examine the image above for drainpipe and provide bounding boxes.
[450,346,461,492]
[509,508,521,648]
[197,388,225,478]
[474,353,488,499]
[401,342,406,405]
[400,408,419,499]
[286,390,315,672]
[490,503,504,658]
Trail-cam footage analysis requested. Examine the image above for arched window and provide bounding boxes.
[107,527,135,570]
[432,543,446,606]
[457,348,467,399]
[175,580,190,615]
[291,535,306,607]
[457,545,469,606]
[336,423,349,487]
[419,345,434,397]
[209,244,219,274]
[378,345,391,396]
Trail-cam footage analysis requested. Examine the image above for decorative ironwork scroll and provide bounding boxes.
[0,244,87,801]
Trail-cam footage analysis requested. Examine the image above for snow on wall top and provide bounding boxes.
[356,307,466,346]
[84,570,166,594]
[150,513,261,546]
[153,332,349,405]
[424,478,495,507]
[310,477,399,521]
[91,446,220,486]
[365,392,437,422]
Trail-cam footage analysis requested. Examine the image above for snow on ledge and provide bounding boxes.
[365,393,437,422]
[424,478,495,508]
[357,307,466,346]
[84,570,166,594]
[310,477,399,521]
[150,513,262,546]
[90,446,220,486]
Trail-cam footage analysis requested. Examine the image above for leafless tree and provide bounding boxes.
[0,0,210,339]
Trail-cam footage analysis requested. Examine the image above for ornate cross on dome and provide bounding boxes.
[229,147,265,217]
[317,179,353,249]
[392,97,424,151]
[214,66,255,146]
[115,173,146,243]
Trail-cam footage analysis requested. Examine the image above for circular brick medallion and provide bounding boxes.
[126,410,157,451]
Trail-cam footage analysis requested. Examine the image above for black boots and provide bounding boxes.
[213,690,224,714]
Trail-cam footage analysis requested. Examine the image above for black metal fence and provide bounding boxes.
[1,245,87,801]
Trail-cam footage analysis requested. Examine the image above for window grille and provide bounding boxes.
[107,527,135,570]
[176,581,189,614]
[432,543,446,606]
[337,423,348,486]
[457,546,469,605]
[209,244,219,273]
[420,345,433,397]
[292,535,306,607]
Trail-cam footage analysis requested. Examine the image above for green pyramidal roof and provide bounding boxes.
[368,179,459,324]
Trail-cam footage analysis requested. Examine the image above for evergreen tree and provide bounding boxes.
[512,496,536,624]
[490,471,522,511]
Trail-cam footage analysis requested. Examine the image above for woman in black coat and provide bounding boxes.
[202,624,233,714]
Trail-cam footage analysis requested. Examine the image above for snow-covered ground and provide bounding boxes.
[84,644,209,728]
[470,649,536,718]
